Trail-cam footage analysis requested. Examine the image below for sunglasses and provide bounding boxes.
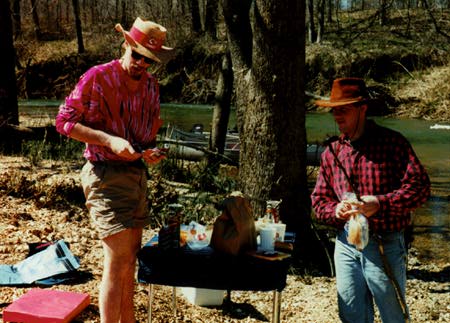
[131,51,152,64]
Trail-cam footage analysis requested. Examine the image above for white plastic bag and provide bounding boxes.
[345,213,369,250]
[343,192,369,250]
[186,221,209,250]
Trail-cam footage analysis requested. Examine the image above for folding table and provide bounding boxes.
[137,244,291,323]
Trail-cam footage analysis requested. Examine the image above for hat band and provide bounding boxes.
[129,27,163,51]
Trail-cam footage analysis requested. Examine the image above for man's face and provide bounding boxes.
[122,46,151,80]
[331,104,365,137]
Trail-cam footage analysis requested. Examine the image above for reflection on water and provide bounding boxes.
[19,102,450,264]
[413,197,449,265]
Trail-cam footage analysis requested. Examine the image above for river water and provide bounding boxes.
[19,101,450,265]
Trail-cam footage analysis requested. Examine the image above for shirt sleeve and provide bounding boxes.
[55,69,96,137]
[376,138,431,217]
[311,151,346,228]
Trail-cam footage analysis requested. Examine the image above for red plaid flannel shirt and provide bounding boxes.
[311,120,430,233]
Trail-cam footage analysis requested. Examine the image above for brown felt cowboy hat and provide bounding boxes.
[315,77,370,107]
[115,17,173,63]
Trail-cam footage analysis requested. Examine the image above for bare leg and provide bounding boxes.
[99,228,143,323]
[120,228,143,323]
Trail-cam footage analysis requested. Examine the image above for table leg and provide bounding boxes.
[172,286,178,323]
[272,290,282,323]
[148,284,154,323]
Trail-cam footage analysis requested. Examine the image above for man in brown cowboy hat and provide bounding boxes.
[56,17,173,322]
[311,77,430,323]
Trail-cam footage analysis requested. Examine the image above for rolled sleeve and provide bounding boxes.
[55,104,79,136]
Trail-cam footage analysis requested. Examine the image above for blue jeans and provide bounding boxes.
[334,230,408,323]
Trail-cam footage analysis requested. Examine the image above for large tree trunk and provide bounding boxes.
[222,0,329,272]
[0,0,19,127]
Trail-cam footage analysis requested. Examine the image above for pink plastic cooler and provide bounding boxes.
[3,288,90,323]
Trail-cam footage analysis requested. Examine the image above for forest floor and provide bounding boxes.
[0,156,449,323]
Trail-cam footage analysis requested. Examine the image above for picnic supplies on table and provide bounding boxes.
[186,221,210,250]
[3,288,90,323]
[210,196,257,256]
[158,204,182,250]
[0,240,80,285]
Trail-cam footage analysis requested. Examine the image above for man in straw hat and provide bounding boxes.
[311,77,430,323]
[56,17,173,322]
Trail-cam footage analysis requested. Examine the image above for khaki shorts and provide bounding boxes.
[80,160,150,239]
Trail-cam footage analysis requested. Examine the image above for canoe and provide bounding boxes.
[162,125,324,166]
[162,124,239,163]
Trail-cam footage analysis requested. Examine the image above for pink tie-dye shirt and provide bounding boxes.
[55,59,163,161]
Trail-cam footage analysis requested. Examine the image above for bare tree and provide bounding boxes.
[379,0,389,25]
[190,0,202,33]
[72,0,85,53]
[12,0,21,37]
[210,51,233,165]
[419,0,450,40]
[308,0,317,42]
[205,0,219,39]
[30,0,42,39]
[327,0,333,23]
[0,0,19,126]
[317,0,326,43]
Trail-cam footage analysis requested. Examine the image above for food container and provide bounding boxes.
[180,287,225,306]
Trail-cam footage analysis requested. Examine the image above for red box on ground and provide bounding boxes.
[3,288,90,323]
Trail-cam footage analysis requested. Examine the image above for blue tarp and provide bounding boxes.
[0,240,80,285]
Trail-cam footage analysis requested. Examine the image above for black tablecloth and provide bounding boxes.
[137,244,290,292]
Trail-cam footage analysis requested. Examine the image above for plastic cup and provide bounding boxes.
[260,227,276,252]
[270,223,286,242]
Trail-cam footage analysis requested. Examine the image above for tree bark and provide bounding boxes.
[0,0,19,127]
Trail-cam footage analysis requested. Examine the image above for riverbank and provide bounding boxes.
[13,9,450,123]
[0,156,449,322]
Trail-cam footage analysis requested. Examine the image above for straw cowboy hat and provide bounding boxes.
[115,17,173,63]
[315,77,370,107]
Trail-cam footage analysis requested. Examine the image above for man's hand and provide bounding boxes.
[107,136,141,161]
[357,195,380,218]
[141,147,167,165]
[336,195,380,220]
[335,200,360,221]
